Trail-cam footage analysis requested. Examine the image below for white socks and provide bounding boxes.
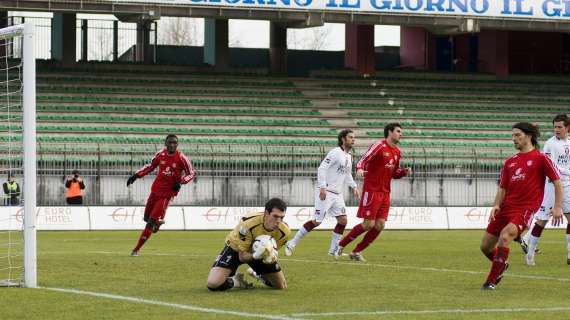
[329,232,342,253]
[527,235,540,259]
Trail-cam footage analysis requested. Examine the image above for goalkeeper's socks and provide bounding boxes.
[353,228,381,253]
[247,268,273,287]
[133,226,153,252]
[338,223,365,248]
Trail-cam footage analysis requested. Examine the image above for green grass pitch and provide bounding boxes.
[2,230,570,320]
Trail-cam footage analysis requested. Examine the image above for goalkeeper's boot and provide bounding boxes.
[284,241,295,257]
[130,250,139,257]
[246,268,273,288]
[349,252,366,262]
[333,245,344,260]
[231,273,253,289]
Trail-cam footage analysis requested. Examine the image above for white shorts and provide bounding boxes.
[534,183,570,221]
[313,189,347,223]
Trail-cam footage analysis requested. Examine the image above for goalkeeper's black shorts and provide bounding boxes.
[212,244,281,276]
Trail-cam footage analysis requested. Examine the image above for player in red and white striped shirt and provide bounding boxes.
[481,122,563,290]
[127,134,196,256]
[334,123,411,262]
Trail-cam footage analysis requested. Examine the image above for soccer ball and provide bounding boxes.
[252,235,278,263]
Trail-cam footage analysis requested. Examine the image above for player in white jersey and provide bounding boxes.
[285,129,360,256]
[522,114,570,266]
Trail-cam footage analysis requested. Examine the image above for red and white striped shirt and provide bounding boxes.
[356,140,406,193]
[499,149,559,212]
[136,149,196,198]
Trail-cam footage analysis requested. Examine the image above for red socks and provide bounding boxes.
[486,246,509,284]
[531,224,544,237]
[133,226,153,252]
[338,223,365,248]
[333,223,346,235]
[353,228,381,253]
[303,220,317,232]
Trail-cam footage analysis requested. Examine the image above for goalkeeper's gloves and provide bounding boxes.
[126,174,138,186]
[172,182,181,192]
[262,250,278,265]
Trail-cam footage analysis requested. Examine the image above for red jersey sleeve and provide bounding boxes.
[179,152,196,184]
[357,142,382,170]
[542,153,560,182]
[499,161,510,189]
[392,150,407,179]
[135,150,161,178]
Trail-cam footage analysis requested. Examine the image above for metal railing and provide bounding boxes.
[8,16,153,62]
[1,143,506,207]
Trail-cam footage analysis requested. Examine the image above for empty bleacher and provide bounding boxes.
[5,65,569,168]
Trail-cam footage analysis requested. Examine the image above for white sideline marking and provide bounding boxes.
[284,258,570,283]
[290,307,570,317]
[86,250,570,283]
[43,287,299,320]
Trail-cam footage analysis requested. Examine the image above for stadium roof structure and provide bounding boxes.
[2,0,570,33]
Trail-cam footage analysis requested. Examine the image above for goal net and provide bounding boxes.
[0,23,36,288]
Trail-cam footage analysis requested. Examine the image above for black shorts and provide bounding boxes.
[212,244,281,276]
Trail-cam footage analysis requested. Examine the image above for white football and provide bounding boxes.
[252,235,277,262]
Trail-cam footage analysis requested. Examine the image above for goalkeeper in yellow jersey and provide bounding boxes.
[207,198,291,291]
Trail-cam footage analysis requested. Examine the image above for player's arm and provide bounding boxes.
[392,154,410,179]
[544,154,563,225]
[127,151,160,186]
[238,250,255,263]
[346,168,360,198]
[235,224,256,263]
[317,150,335,200]
[489,187,506,221]
[490,162,511,221]
[551,179,564,226]
[179,153,196,185]
[356,142,381,178]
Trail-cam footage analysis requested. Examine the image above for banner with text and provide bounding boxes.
[113,0,570,21]
[0,206,566,230]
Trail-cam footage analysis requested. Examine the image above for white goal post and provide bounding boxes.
[0,23,36,288]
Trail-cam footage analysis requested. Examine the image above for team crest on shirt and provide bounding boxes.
[172,163,177,168]
[383,152,390,157]
[526,160,533,167]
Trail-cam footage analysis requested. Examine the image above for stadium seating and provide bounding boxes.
[20,65,568,166]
